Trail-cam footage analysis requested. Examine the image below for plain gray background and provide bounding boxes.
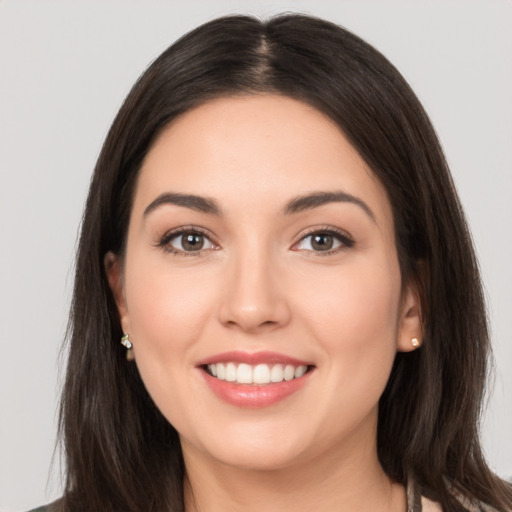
[0,1,511,510]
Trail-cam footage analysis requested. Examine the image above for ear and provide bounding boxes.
[104,251,132,335]
[397,280,423,352]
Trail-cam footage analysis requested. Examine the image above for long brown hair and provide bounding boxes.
[57,14,512,511]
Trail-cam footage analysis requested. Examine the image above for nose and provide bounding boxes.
[218,245,291,333]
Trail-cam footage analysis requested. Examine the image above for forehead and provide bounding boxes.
[135,94,393,228]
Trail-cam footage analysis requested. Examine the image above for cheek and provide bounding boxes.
[293,256,402,440]
[121,256,219,428]
[296,254,402,372]
[124,258,215,353]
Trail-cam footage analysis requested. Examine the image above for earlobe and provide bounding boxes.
[104,251,131,334]
[397,282,423,352]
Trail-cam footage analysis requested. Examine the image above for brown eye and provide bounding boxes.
[168,231,214,252]
[311,234,334,251]
[182,233,204,251]
[294,230,353,253]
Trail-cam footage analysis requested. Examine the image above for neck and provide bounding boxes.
[182,436,406,512]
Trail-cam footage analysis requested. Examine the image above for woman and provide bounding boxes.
[34,14,511,512]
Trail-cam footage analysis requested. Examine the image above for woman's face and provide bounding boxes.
[107,95,421,471]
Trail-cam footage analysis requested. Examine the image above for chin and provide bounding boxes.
[183,423,313,471]
[214,444,306,471]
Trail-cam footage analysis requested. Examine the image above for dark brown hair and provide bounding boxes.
[57,14,512,512]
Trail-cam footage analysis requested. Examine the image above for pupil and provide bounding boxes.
[312,234,333,251]
[183,233,204,251]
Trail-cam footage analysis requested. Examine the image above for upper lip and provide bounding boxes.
[196,350,313,367]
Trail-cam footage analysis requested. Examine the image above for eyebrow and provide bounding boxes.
[283,191,376,222]
[144,192,222,217]
[143,190,375,222]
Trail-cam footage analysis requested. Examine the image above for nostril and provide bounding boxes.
[223,317,279,332]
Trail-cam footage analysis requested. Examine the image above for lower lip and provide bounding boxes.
[200,369,312,408]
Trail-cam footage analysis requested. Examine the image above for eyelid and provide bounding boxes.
[291,225,355,254]
[155,224,354,256]
[157,225,219,256]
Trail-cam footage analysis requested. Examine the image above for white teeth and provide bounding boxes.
[253,364,271,384]
[270,364,284,382]
[225,362,237,382]
[295,365,307,378]
[206,362,309,385]
[216,363,225,380]
[237,363,253,384]
[284,364,295,381]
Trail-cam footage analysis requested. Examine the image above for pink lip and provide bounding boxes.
[200,370,312,408]
[196,351,314,409]
[196,350,312,367]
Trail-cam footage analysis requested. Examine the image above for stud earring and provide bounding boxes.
[121,334,132,349]
[121,334,135,361]
[411,337,419,348]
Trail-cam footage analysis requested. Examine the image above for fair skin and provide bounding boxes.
[106,94,422,512]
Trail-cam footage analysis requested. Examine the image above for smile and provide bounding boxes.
[197,351,314,408]
[206,362,309,385]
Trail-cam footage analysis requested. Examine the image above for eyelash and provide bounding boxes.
[292,226,355,256]
[157,226,218,257]
[157,225,355,257]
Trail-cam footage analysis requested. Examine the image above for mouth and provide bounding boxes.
[203,362,311,385]
[197,351,315,408]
